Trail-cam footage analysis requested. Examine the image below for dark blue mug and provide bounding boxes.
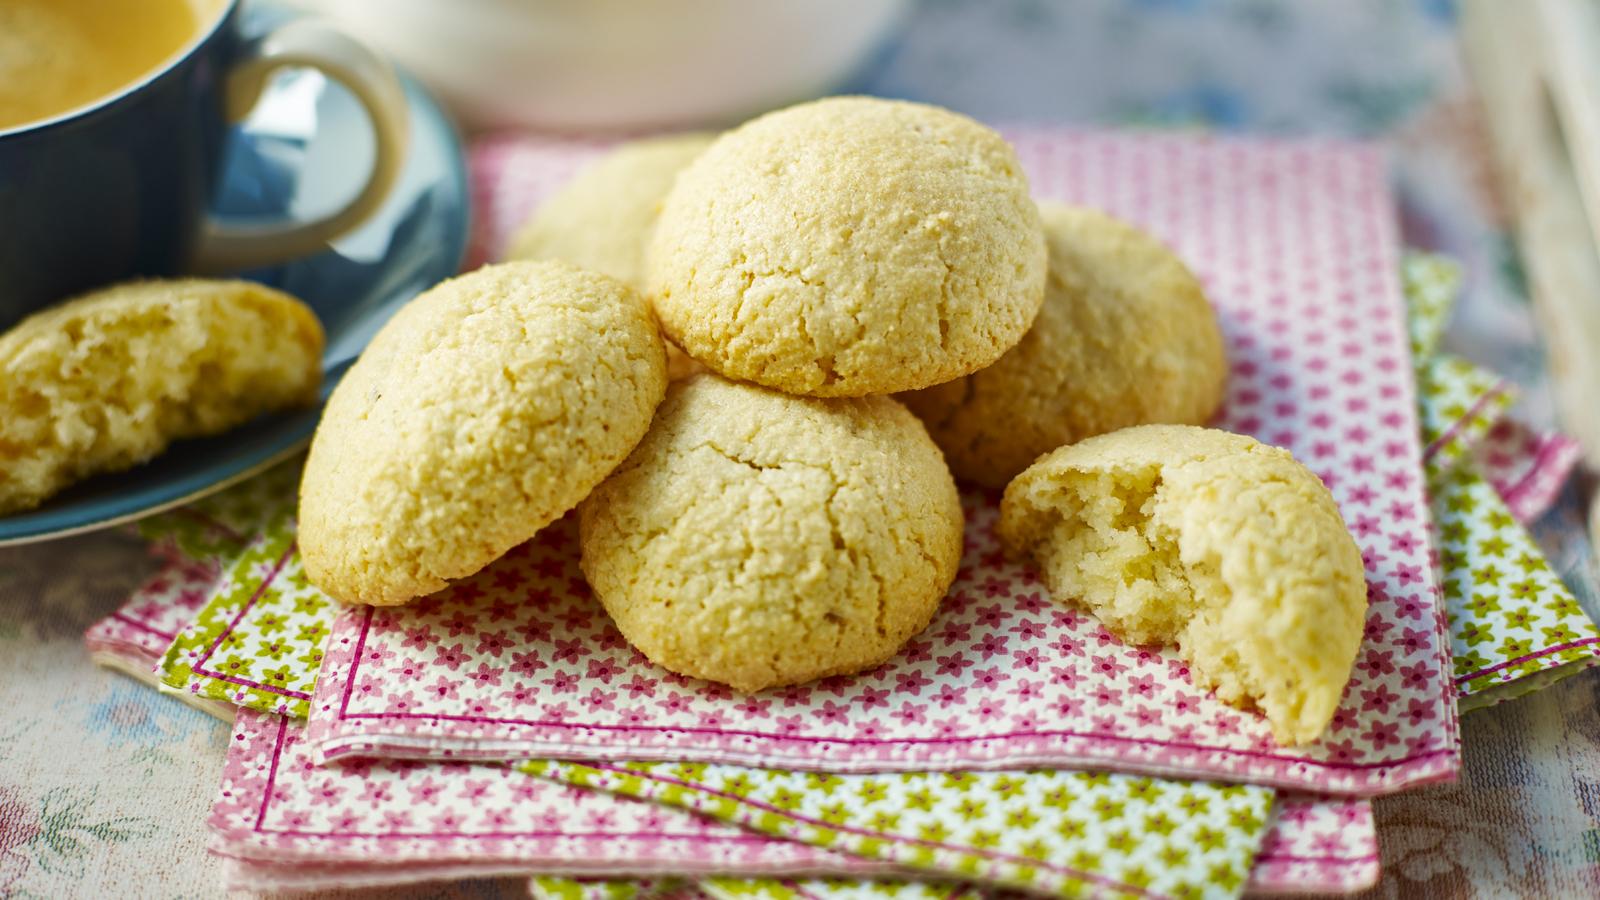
[0,0,409,331]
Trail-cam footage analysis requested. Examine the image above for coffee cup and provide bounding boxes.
[0,0,408,330]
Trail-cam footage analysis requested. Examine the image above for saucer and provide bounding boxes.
[0,59,469,544]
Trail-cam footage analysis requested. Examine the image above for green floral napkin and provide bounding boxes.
[1434,462,1600,708]
[528,877,980,900]
[148,470,331,718]
[155,527,331,717]
[701,879,979,900]
[1401,256,1600,706]
[522,761,1269,900]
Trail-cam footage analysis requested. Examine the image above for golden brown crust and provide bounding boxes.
[503,133,716,288]
[902,203,1227,487]
[648,97,1046,397]
[298,261,667,606]
[579,373,964,691]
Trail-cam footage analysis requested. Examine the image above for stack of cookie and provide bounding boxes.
[298,97,1366,747]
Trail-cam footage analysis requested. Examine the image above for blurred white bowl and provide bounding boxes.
[284,0,909,132]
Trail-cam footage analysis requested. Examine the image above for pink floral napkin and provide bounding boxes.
[86,513,1363,897]
[209,711,1357,897]
[84,555,217,675]
[1475,419,1582,524]
[306,492,1447,796]
[1245,797,1377,894]
[211,711,882,885]
[306,131,1458,797]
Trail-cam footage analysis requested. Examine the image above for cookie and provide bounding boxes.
[648,96,1046,397]
[579,373,963,692]
[298,260,667,606]
[997,425,1366,745]
[0,279,323,515]
[663,342,704,382]
[504,132,715,288]
[902,203,1227,487]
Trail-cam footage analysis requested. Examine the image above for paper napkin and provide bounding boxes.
[82,246,1584,896]
[84,554,219,674]
[1474,418,1582,524]
[149,471,327,717]
[90,508,1339,898]
[529,877,692,900]
[210,708,1349,898]
[84,126,1600,899]
[211,710,881,884]
[307,132,1457,796]
[1399,257,1600,707]
[521,760,1272,899]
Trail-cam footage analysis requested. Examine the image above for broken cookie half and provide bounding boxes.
[997,424,1367,746]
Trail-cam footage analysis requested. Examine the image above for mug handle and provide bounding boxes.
[192,19,410,273]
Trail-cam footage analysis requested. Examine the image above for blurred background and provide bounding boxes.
[287,0,1459,137]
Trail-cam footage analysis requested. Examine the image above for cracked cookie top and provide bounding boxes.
[298,260,668,606]
[902,203,1227,488]
[646,96,1046,398]
[578,373,964,692]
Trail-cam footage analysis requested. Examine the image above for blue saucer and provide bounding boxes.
[0,63,469,545]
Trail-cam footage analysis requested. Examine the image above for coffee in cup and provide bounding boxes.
[0,0,226,130]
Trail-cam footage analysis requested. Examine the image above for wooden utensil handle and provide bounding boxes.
[1464,0,1600,463]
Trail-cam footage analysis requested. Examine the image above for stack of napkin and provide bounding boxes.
[85,130,1600,899]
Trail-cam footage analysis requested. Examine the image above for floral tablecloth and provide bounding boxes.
[3,1,1598,898]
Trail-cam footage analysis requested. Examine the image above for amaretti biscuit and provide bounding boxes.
[579,373,964,692]
[504,132,715,288]
[298,261,667,606]
[903,203,1226,487]
[0,279,323,515]
[997,425,1366,745]
[648,96,1047,397]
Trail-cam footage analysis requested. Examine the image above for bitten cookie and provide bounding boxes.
[997,425,1366,746]
[0,279,323,515]
[902,203,1227,487]
[299,261,667,606]
[579,373,964,692]
[648,96,1047,397]
[503,132,715,289]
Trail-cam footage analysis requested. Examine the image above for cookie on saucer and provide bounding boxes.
[298,260,667,606]
[579,373,963,691]
[648,96,1046,397]
[0,279,323,515]
[902,203,1226,487]
[997,425,1366,746]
